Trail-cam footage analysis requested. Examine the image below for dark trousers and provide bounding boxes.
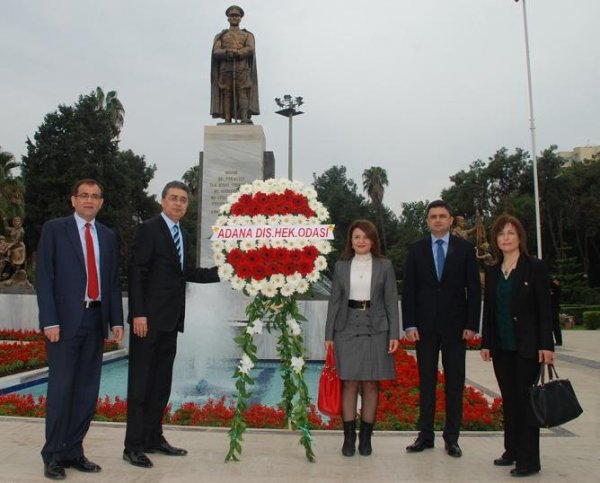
[492,350,541,471]
[415,336,465,443]
[42,307,103,464]
[124,325,178,451]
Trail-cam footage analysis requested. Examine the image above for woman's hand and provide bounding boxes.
[480,349,491,362]
[539,349,554,365]
[388,339,399,354]
[325,340,334,351]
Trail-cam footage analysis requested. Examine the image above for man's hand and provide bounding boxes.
[324,340,334,351]
[405,328,420,342]
[133,317,149,338]
[463,329,477,340]
[44,326,60,343]
[480,349,491,362]
[111,326,124,342]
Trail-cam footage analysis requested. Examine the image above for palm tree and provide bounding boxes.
[182,165,200,196]
[362,166,389,253]
[95,86,125,136]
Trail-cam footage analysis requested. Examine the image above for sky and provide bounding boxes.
[1,0,599,214]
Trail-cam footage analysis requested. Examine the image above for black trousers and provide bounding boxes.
[492,350,541,471]
[124,325,178,451]
[415,336,465,443]
[42,307,103,464]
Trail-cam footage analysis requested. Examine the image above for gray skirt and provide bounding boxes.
[333,308,396,381]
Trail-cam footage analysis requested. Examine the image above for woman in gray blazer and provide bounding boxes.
[325,219,400,457]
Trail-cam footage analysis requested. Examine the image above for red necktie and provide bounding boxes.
[85,223,99,300]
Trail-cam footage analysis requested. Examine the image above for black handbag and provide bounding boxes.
[529,363,583,428]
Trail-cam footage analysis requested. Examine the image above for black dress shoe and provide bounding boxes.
[494,456,515,466]
[445,442,462,458]
[123,450,153,468]
[510,468,540,477]
[145,438,187,456]
[406,437,434,453]
[44,461,66,480]
[62,456,101,472]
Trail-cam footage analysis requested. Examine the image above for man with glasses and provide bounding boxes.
[36,178,124,479]
[123,181,219,469]
[211,5,260,123]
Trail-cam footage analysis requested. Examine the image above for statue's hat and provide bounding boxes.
[226,5,244,17]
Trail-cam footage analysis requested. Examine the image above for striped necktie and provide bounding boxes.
[172,224,182,268]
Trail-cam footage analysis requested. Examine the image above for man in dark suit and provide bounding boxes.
[36,179,124,480]
[123,181,219,468]
[402,200,481,458]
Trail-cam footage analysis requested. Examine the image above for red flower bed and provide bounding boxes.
[398,335,482,350]
[0,349,502,431]
[0,329,120,376]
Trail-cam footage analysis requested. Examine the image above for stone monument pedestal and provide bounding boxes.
[199,124,273,267]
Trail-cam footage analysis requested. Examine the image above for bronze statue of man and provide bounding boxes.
[210,5,260,124]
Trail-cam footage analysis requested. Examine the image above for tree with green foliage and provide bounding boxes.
[0,147,25,219]
[362,166,389,253]
[180,164,201,267]
[312,166,370,271]
[21,89,159,274]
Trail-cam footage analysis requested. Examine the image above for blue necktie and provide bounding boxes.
[172,225,182,268]
[435,239,445,280]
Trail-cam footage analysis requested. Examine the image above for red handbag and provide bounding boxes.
[317,346,342,417]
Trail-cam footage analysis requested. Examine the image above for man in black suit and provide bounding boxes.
[402,200,481,458]
[123,181,219,468]
[36,179,124,479]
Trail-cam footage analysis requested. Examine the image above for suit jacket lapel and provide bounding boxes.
[340,260,351,296]
[158,216,183,271]
[65,216,85,269]
[370,257,382,300]
[96,223,110,290]
[510,256,526,313]
[421,238,437,281]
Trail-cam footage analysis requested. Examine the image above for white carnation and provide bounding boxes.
[240,183,253,194]
[290,356,305,373]
[270,274,285,287]
[280,283,296,297]
[231,276,247,291]
[238,353,254,374]
[306,271,320,283]
[246,319,264,336]
[260,282,278,298]
[314,256,328,271]
[217,263,233,280]
[296,279,310,294]
[240,239,255,251]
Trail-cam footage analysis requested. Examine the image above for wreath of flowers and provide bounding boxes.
[212,178,332,463]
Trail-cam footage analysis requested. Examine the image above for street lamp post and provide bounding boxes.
[275,95,304,180]
[519,0,543,259]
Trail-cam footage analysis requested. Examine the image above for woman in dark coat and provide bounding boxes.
[481,214,554,477]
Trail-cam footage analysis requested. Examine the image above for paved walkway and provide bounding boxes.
[1,331,598,482]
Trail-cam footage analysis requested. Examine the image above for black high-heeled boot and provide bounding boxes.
[342,421,357,457]
[358,422,374,456]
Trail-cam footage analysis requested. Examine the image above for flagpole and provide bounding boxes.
[520,0,543,259]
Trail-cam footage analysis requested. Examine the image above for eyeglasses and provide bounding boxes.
[75,193,103,200]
